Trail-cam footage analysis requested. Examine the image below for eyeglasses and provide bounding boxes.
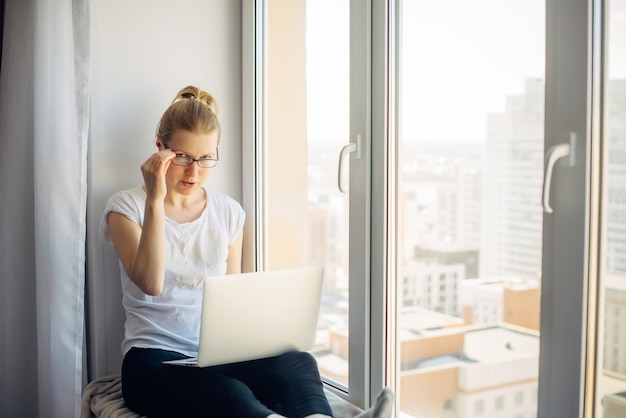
[170,148,219,168]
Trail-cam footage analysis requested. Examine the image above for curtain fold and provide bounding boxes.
[0,0,89,417]
[1,0,5,75]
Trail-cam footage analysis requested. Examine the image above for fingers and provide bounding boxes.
[141,150,175,199]
[142,150,175,176]
[144,149,175,171]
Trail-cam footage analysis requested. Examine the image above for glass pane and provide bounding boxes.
[264,0,350,388]
[396,1,545,416]
[596,1,626,416]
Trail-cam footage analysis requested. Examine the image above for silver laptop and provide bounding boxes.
[163,266,323,367]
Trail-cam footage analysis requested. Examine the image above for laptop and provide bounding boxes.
[163,266,324,367]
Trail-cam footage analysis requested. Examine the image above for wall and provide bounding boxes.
[86,0,242,378]
[265,0,309,270]
[400,367,458,418]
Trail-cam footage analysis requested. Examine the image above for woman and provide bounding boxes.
[100,85,393,417]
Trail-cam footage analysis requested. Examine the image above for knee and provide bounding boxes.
[275,351,320,377]
[280,350,316,366]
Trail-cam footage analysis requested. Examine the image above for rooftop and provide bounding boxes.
[398,307,465,339]
[402,323,539,372]
[464,324,539,363]
[460,276,540,291]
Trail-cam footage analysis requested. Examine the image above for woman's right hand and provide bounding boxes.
[109,149,176,296]
[140,149,175,201]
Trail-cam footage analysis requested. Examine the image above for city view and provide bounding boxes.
[256,1,626,416]
[305,79,626,417]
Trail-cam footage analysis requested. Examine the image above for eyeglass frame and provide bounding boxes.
[165,145,219,168]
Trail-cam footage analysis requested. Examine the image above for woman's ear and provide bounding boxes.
[156,140,165,150]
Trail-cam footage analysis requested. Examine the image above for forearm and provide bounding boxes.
[129,200,168,295]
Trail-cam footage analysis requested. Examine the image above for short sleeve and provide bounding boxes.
[228,198,246,245]
[205,190,246,246]
[99,187,145,244]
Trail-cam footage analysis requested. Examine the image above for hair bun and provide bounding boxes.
[180,92,197,100]
[173,86,219,115]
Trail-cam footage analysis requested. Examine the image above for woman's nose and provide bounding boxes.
[185,162,200,174]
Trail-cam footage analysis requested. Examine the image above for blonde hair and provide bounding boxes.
[156,85,221,146]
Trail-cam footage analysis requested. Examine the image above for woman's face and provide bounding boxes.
[163,129,219,196]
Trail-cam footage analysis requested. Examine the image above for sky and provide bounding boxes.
[305,0,544,143]
[609,1,626,79]
[400,0,545,141]
[305,0,350,143]
[304,0,626,143]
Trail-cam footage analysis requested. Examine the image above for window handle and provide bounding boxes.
[542,132,576,214]
[338,134,362,193]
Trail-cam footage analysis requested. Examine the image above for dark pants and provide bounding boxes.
[121,347,333,418]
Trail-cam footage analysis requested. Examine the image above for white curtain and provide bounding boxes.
[0,0,89,417]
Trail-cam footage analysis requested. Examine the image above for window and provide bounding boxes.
[245,0,372,406]
[594,0,626,414]
[474,399,485,415]
[247,0,608,415]
[443,399,455,411]
[495,395,505,410]
[259,0,353,388]
[395,2,544,415]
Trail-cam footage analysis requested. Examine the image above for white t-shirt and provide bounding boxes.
[100,186,246,357]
